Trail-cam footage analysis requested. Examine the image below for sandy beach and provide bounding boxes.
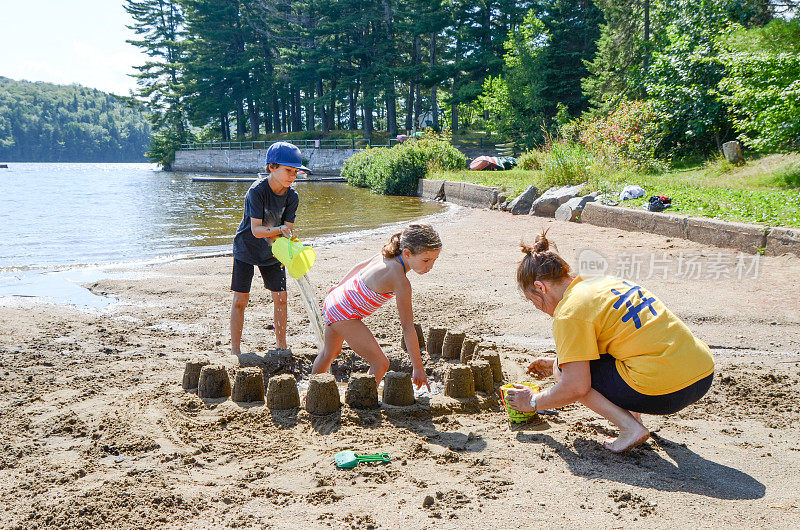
[1,206,799,529]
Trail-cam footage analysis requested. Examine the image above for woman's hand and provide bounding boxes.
[506,384,536,412]
[412,365,431,392]
[526,357,556,379]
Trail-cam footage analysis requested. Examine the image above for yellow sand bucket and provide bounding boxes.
[500,382,540,423]
[272,237,316,279]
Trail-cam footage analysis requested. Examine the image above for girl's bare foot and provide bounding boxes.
[603,424,650,453]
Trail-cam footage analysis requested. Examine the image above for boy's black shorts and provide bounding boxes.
[589,354,713,415]
[231,259,286,293]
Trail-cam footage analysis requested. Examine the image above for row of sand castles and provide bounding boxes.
[181,325,504,414]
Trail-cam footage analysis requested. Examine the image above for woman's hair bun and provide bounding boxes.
[533,233,550,253]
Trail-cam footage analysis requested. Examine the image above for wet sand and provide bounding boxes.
[1,207,799,528]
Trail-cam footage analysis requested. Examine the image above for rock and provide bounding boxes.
[305,373,341,415]
[508,185,540,215]
[530,184,586,217]
[442,331,465,360]
[197,365,231,399]
[345,373,379,409]
[468,360,493,393]
[426,328,447,358]
[722,140,744,165]
[382,371,415,406]
[401,323,426,352]
[231,367,265,402]
[460,338,479,364]
[477,351,503,383]
[239,348,295,377]
[555,194,597,222]
[266,374,300,410]
[182,358,210,390]
[444,364,475,398]
[423,495,435,508]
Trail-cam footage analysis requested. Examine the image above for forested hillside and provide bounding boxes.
[0,77,150,162]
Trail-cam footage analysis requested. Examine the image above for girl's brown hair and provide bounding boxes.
[517,229,571,293]
[382,223,442,258]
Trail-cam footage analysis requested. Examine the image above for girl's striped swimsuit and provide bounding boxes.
[323,273,394,325]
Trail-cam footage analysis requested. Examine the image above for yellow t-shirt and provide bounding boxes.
[552,276,714,395]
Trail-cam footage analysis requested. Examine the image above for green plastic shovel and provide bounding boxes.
[334,450,391,469]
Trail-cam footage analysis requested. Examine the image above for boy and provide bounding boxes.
[230,142,309,355]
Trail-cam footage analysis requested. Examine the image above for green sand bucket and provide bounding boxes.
[272,237,316,279]
[500,382,540,423]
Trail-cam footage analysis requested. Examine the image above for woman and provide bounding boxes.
[506,232,714,453]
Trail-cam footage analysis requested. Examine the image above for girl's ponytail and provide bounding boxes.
[382,232,403,258]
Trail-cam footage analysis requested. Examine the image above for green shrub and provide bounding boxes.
[775,162,800,188]
[518,150,542,170]
[579,100,665,171]
[539,141,595,186]
[704,153,736,177]
[341,136,466,195]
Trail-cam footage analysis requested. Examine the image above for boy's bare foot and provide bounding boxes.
[603,424,650,453]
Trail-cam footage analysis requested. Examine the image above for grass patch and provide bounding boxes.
[429,152,800,227]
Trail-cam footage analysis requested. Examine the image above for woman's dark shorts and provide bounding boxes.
[589,354,713,415]
[231,259,286,293]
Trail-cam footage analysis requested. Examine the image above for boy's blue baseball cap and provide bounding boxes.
[265,141,311,172]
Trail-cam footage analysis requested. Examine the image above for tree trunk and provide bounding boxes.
[451,102,458,133]
[247,98,259,139]
[220,113,228,141]
[236,104,246,138]
[643,0,650,73]
[349,83,359,130]
[329,86,336,131]
[363,92,374,136]
[306,88,314,130]
[405,82,414,131]
[430,32,438,131]
[317,79,328,133]
[272,92,281,134]
[412,34,421,129]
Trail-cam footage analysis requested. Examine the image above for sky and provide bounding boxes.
[0,1,148,95]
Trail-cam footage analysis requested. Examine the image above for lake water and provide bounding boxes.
[0,163,448,306]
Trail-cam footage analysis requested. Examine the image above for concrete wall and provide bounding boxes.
[417,178,499,209]
[579,203,800,256]
[172,148,359,174]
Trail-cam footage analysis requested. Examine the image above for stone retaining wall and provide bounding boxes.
[417,178,499,209]
[172,148,359,174]
[579,203,800,256]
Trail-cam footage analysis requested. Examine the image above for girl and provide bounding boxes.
[506,231,714,453]
[311,224,441,390]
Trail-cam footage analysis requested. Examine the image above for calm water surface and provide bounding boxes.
[0,163,447,305]
[0,163,446,270]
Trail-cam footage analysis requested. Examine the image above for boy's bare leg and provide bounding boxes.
[271,290,288,349]
[579,389,650,453]
[230,291,249,355]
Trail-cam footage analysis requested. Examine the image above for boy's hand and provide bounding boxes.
[526,357,556,379]
[412,365,431,392]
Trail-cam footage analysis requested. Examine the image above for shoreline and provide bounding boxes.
[1,208,800,527]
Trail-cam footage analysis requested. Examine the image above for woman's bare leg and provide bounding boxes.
[321,320,390,384]
[311,325,345,375]
[579,389,650,453]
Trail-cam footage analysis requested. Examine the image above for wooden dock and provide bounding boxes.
[191,176,346,183]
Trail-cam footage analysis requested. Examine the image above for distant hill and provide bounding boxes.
[0,77,150,162]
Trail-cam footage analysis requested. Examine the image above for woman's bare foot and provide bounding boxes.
[603,424,650,453]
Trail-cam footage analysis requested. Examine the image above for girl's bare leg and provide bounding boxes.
[311,325,345,375]
[323,320,390,384]
[579,389,650,453]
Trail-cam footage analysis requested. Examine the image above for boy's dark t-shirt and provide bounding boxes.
[233,178,299,266]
